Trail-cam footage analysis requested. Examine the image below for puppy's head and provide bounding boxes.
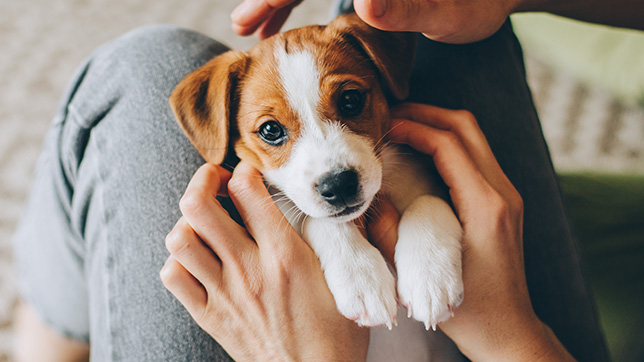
[171,14,415,222]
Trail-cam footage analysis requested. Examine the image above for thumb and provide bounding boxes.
[353,0,509,44]
[353,0,432,34]
[227,161,294,246]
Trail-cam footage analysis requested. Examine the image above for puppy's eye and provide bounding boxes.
[338,89,365,117]
[257,120,288,146]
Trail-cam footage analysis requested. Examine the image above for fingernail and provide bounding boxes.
[371,0,388,18]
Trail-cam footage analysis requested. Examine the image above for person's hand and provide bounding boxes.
[353,0,518,43]
[231,0,643,42]
[230,0,519,43]
[231,0,302,39]
[160,161,369,362]
[369,103,576,361]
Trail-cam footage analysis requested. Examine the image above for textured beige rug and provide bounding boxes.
[0,1,642,361]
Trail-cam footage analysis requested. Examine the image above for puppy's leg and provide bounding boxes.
[395,195,463,330]
[303,218,397,327]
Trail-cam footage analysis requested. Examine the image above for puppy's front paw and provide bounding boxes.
[397,251,463,330]
[396,195,463,330]
[302,218,397,327]
[325,246,397,328]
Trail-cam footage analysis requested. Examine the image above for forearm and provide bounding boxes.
[515,0,644,30]
[442,310,574,362]
[508,322,577,362]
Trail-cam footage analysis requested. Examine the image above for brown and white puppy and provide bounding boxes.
[170,14,463,330]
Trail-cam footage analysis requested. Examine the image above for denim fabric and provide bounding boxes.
[13,25,235,361]
[13,17,608,362]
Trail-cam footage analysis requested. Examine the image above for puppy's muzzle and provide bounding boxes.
[316,168,362,210]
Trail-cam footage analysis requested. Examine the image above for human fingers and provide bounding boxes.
[353,0,511,44]
[254,3,298,39]
[388,116,524,250]
[353,0,433,33]
[160,255,208,317]
[231,0,300,37]
[165,217,222,289]
[227,161,298,252]
[391,104,518,203]
[180,163,254,261]
[186,163,232,197]
[391,104,492,164]
[387,117,495,214]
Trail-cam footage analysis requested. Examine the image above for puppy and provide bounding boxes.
[170,14,463,330]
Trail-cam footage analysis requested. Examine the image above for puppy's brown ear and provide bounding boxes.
[328,13,416,100]
[170,50,248,165]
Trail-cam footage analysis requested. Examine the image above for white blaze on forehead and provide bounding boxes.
[266,46,383,220]
[276,48,324,133]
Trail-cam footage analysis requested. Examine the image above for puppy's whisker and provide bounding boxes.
[299,214,310,233]
[296,209,309,226]
[375,124,405,151]
[288,210,305,228]
[279,204,304,231]
[271,196,291,205]
[374,133,400,152]
[379,181,396,191]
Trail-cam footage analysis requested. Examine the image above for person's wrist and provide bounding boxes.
[299,322,368,362]
[478,319,574,362]
[446,309,571,362]
[302,342,367,362]
[495,321,562,361]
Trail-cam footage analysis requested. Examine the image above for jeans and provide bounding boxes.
[13,19,609,361]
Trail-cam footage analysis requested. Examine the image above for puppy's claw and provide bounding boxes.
[423,321,437,331]
[407,305,413,319]
[386,321,393,330]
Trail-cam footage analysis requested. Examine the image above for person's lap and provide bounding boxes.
[13,19,608,362]
[13,25,234,361]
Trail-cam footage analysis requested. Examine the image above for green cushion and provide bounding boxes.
[511,13,644,107]
[559,173,644,361]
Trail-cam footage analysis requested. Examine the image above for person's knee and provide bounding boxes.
[64,24,229,125]
[90,25,229,89]
[113,24,225,59]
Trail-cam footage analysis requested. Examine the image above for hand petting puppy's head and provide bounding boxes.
[170,13,416,221]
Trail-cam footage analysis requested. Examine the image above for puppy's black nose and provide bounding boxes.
[316,169,360,207]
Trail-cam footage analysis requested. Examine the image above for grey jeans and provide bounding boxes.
[13,20,609,361]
